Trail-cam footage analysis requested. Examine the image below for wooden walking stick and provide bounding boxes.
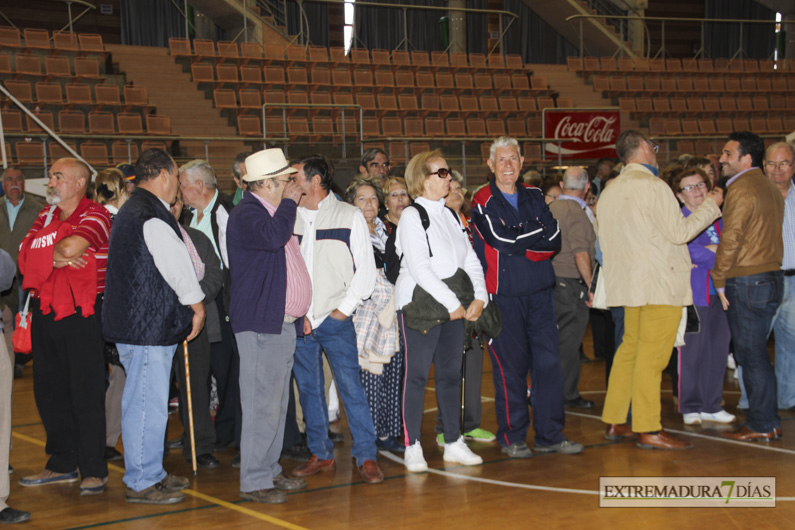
[183,340,198,475]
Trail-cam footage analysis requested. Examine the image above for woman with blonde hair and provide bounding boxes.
[94,168,129,220]
[396,150,488,472]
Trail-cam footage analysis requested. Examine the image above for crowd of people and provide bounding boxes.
[0,129,791,520]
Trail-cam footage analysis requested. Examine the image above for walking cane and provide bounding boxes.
[183,340,198,475]
[461,340,467,435]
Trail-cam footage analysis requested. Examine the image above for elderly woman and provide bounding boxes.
[396,150,488,472]
[684,156,718,187]
[345,176,404,453]
[94,168,129,462]
[670,168,734,426]
[382,177,411,283]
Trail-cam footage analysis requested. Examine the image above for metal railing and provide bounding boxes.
[0,0,97,36]
[566,14,794,60]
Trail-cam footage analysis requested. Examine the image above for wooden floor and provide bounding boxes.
[7,334,795,529]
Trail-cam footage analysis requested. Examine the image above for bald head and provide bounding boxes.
[47,158,91,213]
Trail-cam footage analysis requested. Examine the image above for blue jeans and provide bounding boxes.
[774,275,795,409]
[725,271,783,433]
[118,343,177,491]
[293,316,376,465]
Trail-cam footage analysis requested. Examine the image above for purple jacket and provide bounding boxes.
[227,191,302,335]
[683,206,722,307]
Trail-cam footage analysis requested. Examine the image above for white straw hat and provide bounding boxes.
[243,148,297,182]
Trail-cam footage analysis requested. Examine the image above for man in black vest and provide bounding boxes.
[103,149,205,504]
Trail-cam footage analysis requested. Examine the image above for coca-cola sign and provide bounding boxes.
[542,109,621,159]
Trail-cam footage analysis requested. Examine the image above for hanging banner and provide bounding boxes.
[542,109,621,159]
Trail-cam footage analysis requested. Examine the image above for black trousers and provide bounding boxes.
[210,294,242,447]
[31,297,107,479]
[435,338,483,434]
[174,326,216,456]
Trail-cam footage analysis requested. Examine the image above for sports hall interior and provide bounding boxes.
[1,0,794,527]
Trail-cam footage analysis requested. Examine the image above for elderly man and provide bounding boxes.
[178,160,241,462]
[0,167,42,378]
[231,152,249,206]
[471,136,582,458]
[358,148,390,186]
[227,148,310,504]
[103,149,205,504]
[17,158,111,494]
[713,132,785,442]
[290,155,383,484]
[765,142,795,411]
[598,130,722,450]
[549,166,596,410]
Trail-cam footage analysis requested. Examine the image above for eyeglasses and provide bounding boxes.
[646,139,660,153]
[429,168,452,179]
[680,181,707,193]
[275,176,296,184]
[765,160,793,171]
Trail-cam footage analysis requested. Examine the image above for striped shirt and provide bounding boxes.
[251,192,312,318]
[783,180,795,270]
[27,197,111,293]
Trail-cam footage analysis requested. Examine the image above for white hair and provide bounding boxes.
[179,159,217,190]
[562,167,589,191]
[489,136,521,161]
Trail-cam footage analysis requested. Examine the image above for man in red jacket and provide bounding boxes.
[18,158,111,496]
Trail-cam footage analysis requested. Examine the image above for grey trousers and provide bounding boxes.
[553,277,590,402]
[0,333,11,510]
[237,322,296,492]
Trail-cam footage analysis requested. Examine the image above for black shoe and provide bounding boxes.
[231,453,241,468]
[105,446,124,461]
[281,443,311,462]
[13,364,23,379]
[7,465,12,474]
[328,430,343,444]
[214,439,234,452]
[189,453,220,469]
[375,437,405,453]
[0,507,32,524]
[167,437,185,450]
[564,397,595,409]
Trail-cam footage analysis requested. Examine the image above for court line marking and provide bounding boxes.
[12,431,308,529]
[378,450,598,496]
[565,410,795,456]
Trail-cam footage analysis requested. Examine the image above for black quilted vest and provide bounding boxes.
[102,187,193,345]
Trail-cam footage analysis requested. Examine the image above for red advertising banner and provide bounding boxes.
[542,109,621,160]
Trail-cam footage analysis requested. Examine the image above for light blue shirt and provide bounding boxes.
[189,189,221,262]
[4,196,24,231]
[783,179,795,270]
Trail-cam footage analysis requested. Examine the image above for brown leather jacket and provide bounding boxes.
[712,168,784,288]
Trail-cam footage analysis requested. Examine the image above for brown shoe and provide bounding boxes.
[291,455,335,477]
[240,488,287,504]
[636,429,693,450]
[273,473,306,491]
[358,460,384,484]
[161,473,190,492]
[126,482,185,504]
[79,476,108,496]
[722,425,779,442]
[605,423,636,441]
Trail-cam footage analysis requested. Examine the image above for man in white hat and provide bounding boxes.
[227,148,311,504]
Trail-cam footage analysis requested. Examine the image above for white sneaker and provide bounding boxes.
[404,441,428,472]
[727,353,736,370]
[443,437,483,466]
[683,413,702,425]
[701,410,736,424]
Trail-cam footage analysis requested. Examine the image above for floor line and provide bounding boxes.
[12,430,308,529]
[565,410,795,456]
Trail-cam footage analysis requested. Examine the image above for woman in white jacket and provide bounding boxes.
[395,150,489,472]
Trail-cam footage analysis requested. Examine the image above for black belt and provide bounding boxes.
[784,269,795,277]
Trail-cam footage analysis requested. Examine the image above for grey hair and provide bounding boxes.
[489,136,521,161]
[766,142,795,160]
[179,159,217,190]
[562,167,590,191]
[232,152,248,180]
[1,166,24,179]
